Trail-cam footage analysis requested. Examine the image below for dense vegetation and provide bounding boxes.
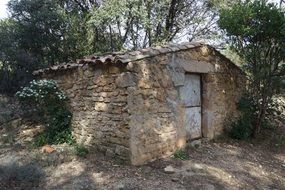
[16,80,73,145]
[219,0,285,137]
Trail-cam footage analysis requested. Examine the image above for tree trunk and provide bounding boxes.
[253,112,262,138]
[109,25,114,52]
[253,102,266,138]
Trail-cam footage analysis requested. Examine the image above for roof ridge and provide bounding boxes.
[33,42,205,75]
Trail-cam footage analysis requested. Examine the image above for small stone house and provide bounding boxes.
[34,42,245,165]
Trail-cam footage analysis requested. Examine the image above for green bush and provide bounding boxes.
[230,116,253,140]
[173,149,189,160]
[34,134,47,147]
[229,95,255,140]
[74,144,89,157]
[16,79,73,145]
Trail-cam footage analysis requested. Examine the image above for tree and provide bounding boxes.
[0,18,38,94]
[219,0,285,137]
[0,0,96,94]
[8,0,71,65]
[89,0,219,51]
[280,0,285,8]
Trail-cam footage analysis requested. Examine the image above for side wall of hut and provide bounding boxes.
[42,64,132,160]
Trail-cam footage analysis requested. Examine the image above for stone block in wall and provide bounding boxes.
[84,69,95,78]
[167,65,185,87]
[115,72,136,88]
[138,80,152,89]
[103,85,116,92]
[108,66,120,74]
[95,102,108,111]
[109,137,129,147]
[115,146,130,157]
[157,106,172,113]
[113,96,127,103]
[106,149,115,158]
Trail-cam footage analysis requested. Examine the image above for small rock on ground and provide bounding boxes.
[164,165,175,174]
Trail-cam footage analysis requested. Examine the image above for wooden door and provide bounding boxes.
[179,74,202,139]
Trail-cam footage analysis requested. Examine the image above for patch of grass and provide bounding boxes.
[34,134,47,147]
[173,149,189,160]
[74,144,89,157]
[34,129,75,147]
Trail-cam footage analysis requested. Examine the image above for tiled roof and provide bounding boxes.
[33,42,206,75]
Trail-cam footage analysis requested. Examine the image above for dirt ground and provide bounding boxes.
[1,92,285,190]
[0,125,284,190]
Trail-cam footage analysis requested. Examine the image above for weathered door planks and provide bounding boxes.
[179,74,202,139]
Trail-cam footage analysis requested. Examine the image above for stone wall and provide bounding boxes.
[202,73,244,138]
[201,54,246,138]
[40,45,246,165]
[43,64,132,160]
[127,56,186,165]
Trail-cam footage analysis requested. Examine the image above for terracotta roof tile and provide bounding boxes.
[33,42,204,75]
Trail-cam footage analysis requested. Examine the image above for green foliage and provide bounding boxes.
[16,79,73,145]
[34,134,47,147]
[0,18,38,94]
[173,149,189,160]
[74,144,89,157]
[229,95,255,139]
[8,0,69,65]
[89,0,218,50]
[0,0,93,94]
[230,116,253,140]
[16,80,67,103]
[35,129,75,147]
[219,0,285,136]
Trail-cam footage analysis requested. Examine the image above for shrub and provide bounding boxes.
[16,79,67,104]
[34,134,47,147]
[229,95,256,140]
[230,94,283,140]
[229,115,253,140]
[229,95,254,140]
[173,149,189,160]
[16,79,73,145]
[74,144,89,157]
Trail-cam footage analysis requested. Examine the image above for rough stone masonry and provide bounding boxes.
[34,42,246,165]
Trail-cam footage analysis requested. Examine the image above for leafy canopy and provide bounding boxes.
[219,0,285,136]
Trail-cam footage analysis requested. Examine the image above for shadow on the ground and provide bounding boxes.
[0,124,285,190]
[0,161,44,190]
[179,138,285,190]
